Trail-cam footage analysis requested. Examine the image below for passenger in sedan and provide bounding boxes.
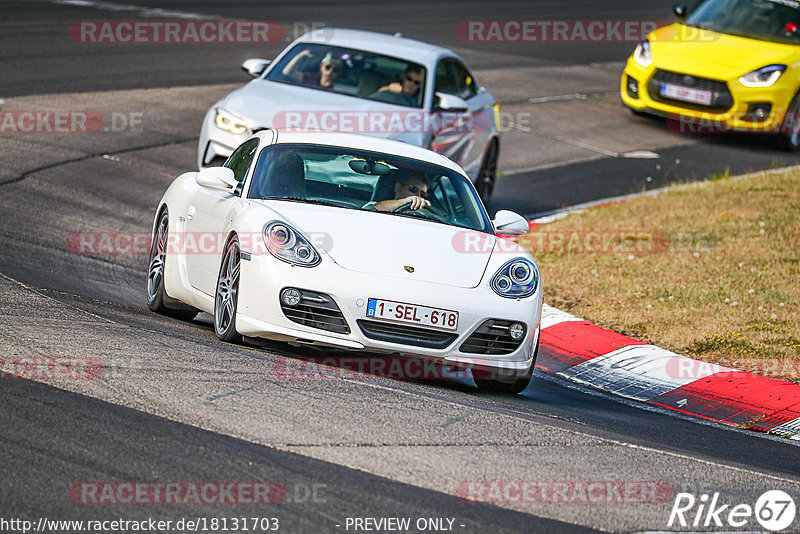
[282,50,342,89]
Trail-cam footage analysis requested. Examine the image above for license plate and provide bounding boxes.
[366,298,459,331]
[660,83,713,106]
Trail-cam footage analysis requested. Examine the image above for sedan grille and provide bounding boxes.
[648,69,733,112]
[356,320,457,349]
[280,289,350,334]
[460,320,525,355]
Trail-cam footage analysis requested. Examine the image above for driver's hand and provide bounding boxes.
[387,82,402,93]
[403,195,431,210]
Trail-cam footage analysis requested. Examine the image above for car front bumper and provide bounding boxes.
[235,251,542,374]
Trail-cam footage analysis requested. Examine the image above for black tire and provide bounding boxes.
[214,235,242,343]
[146,209,198,320]
[777,92,800,151]
[474,338,538,394]
[475,140,498,204]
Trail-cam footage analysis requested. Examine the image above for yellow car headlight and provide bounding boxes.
[214,109,249,135]
[739,65,786,88]
[633,40,652,68]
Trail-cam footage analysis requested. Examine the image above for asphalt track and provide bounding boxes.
[1,2,800,533]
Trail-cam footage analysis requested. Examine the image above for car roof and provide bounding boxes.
[256,130,466,176]
[295,28,454,64]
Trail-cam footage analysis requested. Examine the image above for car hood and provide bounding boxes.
[222,79,420,142]
[255,200,496,288]
[649,23,800,76]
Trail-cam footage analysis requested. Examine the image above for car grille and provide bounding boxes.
[280,289,350,334]
[647,69,733,112]
[460,320,525,355]
[356,320,457,349]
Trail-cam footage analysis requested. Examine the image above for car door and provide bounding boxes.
[429,58,495,180]
[186,138,259,295]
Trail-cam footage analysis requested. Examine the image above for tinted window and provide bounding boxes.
[434,59,477,100]
[225,138,259,183]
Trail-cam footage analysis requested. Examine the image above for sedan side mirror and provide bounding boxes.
[673,3,688,19]
[196,166,238,191]
[242,58,271,78]
[433,92,469,113]
[492,210,530,236]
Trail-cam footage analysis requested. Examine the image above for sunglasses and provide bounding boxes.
[323,64,341,74]
[406,184,428,197]
[404,75,422,86]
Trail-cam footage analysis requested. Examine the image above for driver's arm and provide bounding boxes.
[373,195,430,212]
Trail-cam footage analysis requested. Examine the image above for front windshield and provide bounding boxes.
[685,0,800,44]
[265,44,426,108]
[247,143,492,233]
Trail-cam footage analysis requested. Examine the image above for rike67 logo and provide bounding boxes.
[669,490,796,531]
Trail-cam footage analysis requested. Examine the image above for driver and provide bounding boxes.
[372,175,431,212]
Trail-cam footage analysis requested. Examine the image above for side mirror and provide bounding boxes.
[242,58,271,78]
[433,92,469,113]
[196,166,238,191]
[673,3,688,19]
[492,210,529,236]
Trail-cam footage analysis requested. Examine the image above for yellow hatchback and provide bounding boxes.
[621,0,800,150]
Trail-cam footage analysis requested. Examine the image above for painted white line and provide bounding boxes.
[48,0,214,20]
[528,91,618,104]
[770,417,800,440]
[560,345,735,402]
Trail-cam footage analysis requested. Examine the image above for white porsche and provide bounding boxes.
[149,131,541,392]
[199,28,500,202]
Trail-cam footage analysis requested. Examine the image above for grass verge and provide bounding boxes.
[525,168,800,383]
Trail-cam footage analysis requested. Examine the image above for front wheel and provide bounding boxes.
[214,236,242,343]
[777,92,800,151]
[473,339,538,394]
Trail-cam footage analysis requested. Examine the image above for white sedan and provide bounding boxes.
[199,28,500,202]
[150,131,541,393]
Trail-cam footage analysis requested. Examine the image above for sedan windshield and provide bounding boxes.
[247,144,492,233]
[685,0,800,44]
[265,44,426,108]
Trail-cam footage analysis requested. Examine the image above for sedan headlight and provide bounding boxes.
[739,65,786,88]
[214,108,249,134]
[263,221,321,267]
[633,40,652,68]
[491,258,539,299]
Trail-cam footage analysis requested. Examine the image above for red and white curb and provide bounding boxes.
[536,306,800,440]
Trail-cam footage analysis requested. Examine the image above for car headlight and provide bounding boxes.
[214,108,249,134]
[633,40,652,68]
[739,65,786,88]
[491,258,538,299]
[263,221,321,267]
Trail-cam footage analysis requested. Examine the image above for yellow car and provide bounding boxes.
[621,0,800,150]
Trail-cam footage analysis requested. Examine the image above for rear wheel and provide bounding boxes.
[777,92,800,151]
[146,209,197,320]
[214,236,242,343]
[475,140,498,204]
[473,339,538,394]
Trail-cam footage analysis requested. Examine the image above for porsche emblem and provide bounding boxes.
[404,266,415,273]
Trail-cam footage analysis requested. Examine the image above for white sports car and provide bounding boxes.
[150,131,541,392]
[199,28,500,201]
